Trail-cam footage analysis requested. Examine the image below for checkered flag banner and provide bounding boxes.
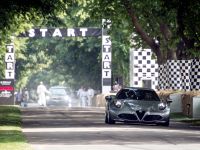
[158,59,200,91]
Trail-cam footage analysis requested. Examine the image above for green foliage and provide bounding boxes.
[0,0,199,90]
[0,0,65,36]
[0,0,66,79]
[21,37,102,90]
[14,3,103,90]
[87,0,200,63]
[12,1,130,90]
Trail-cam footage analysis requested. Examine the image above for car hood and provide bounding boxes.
[50,95,70,100]
[122,99,161,111]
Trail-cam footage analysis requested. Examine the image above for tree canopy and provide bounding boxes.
[0,0,66,79]
[11,2,129,91]
[87,0,200,64]
[0,0,199,91]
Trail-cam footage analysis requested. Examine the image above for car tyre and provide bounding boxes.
[105,112,108,124]
[157,119,169,127]
[105,111,115,124]
[162,120,170,126]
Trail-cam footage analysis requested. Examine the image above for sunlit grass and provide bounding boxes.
[171,113,200,126]
[0,106,32,150]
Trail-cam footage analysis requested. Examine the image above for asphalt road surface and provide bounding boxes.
[21,105,200,150]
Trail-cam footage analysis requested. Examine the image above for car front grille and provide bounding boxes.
[143,115,162,121]
[118,114,138,121]
[136,110,145,120]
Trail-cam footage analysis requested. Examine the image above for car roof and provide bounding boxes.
[122,87,155,91]
[49,86,67,89]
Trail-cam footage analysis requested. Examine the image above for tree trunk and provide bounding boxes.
[160,23,177,60]
[122,0,165,64]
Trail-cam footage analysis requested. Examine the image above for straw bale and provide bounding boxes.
[182,91,200,117]
[95,92,116,107]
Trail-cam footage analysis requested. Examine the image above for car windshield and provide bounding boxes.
[134,90,160,101]
[50,88,67,96]
[116,89,160,101]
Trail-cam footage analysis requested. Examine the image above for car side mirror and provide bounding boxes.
[105,95,113,101]
[166,98,172,104]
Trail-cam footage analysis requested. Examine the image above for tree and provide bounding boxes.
[0,0,67,78]
[0,1,130,87]
[87,0,200,64]
[14,3,103,90]
[14,1,131,90]
[0,0,65,34]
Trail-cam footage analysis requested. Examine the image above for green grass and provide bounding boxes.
[171,113,200,126]
[0,106,32,150]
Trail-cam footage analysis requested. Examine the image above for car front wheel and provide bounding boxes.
[105,111,115,124]
[157,119,169,127]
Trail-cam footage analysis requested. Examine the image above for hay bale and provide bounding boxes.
[95,92,116,107]
[170,93,184,113]
[182,91,200,117]
[157,90,175,102]
[193,96,200,118]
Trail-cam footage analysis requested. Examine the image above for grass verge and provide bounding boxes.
[0,105,32,150]
[171,113,200,126]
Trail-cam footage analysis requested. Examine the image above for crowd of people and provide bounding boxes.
[15,88,29,107]
[15,80,122,107]
[77,86,95,107]
[15,81,96,108]
[15,81,49,107]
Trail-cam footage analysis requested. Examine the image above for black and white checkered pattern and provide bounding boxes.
[180,60,191,90]
[167,60,181,90]
[190,59,200,90]
[158,59,200,91]
[158,64,168,89]
[131,49,158,90]
[131,48,200,91]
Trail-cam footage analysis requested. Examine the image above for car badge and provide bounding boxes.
[139,109,143,113]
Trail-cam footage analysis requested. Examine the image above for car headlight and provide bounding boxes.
[64,96,70,101]
[115,100,122,108]
[158,103,166,110]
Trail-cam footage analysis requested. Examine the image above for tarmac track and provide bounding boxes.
[21,106,200,150]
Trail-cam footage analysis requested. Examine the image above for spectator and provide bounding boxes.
[80,87,88,107]
[77,86,83,98]
[15,90,22,106]
[37,81,48,107]
[21,88,29,107]
[77,86,84,106]
[87,87,95,106]
[113,81,121,92]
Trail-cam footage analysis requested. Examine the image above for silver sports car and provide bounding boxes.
[47,86,71,106]
[105,87,171,126]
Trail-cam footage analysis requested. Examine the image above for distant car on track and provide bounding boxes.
[105,87,171,126]
[47,86,71,107]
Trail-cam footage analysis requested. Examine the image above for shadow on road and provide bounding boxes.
[21,106,199,129]
[21,106,200,146]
